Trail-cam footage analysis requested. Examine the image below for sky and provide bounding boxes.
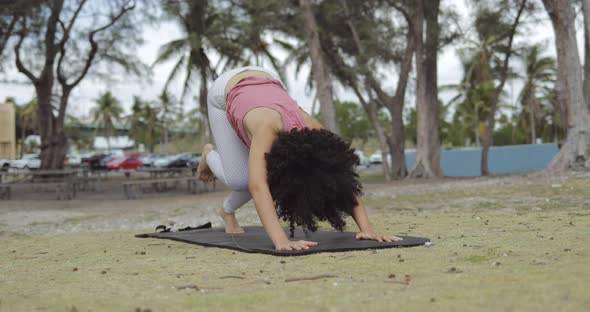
[0,1,585,122]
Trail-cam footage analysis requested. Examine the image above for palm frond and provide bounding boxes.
[152,38,189,66]
[163,55,187,92]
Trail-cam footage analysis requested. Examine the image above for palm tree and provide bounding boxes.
[443,40,496,147]
[517,45,556,144]
[153,1,287,143]
[128,96,144,150]
[128,96,161,153]
[158,91,179,148]
[92,92,123,153]
[153,1,219,143]
[142,103,160,153]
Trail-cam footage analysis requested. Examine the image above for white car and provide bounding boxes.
[354,151,371,167]
[65,154,82,167]
[369,150,383,163]
[153,155,174,168]
[140,154,166,167]
[12,154,41,170]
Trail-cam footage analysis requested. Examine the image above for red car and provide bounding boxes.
[106,156,143,170]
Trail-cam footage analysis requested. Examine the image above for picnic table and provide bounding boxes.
[134,167,192,178]
[0,171,19,183]
[122,176,215,199]
[0,183,10,199]
[76,169,106,192]
[0,168,100,200]
[0,169,78,200]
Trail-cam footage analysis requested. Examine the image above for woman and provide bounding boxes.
[198,66,401,251]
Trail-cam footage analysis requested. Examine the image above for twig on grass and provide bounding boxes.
[285,274,338,282]
[219,275,246,279]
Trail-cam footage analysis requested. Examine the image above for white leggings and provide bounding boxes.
[206,106,252,213]
[205,66,282,213]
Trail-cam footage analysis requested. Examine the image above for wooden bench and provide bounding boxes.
[122,177,215,199]
[77,175,104,192]
[54,182,77,200]
[0,184,10,200]
[37,182,77,200]
[28,181,77,200]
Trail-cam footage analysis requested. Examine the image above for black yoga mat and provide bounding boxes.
[136,225,430,256]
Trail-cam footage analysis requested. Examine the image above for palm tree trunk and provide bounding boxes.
[529,103,536,144]
[164,124,168,147]
[474,123,481,146]
[528,94,537,144]
[199,65,211,143]
[106,123,112,153]
[299,0,339,134]
[543,0,590,171]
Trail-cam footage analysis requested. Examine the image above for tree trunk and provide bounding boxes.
[339,0,414,179]
[14,0,132,169]
[321,32,393,181]
[299,0,339,134]
[409,0,442,178]
[107,133,112,153]
[35,83,58,168]
[368,103,392,180]
[389,101,407,177]
[543,0,590,171]
[49,125,66,169]
[337,0,392,180]
[582,0,590,110]
[353,88,392,181]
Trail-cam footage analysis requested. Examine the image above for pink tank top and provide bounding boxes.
[225,76,308,147]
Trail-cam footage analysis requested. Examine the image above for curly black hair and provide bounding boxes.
[265,128,363,237]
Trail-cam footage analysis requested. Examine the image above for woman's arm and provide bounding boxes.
[351,196,402,242]
[247,120,318,250]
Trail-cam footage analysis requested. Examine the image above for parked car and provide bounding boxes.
[12,154,41,170]
[82,153,109,170]
[369,150,383,164]
[187,153,202,168]
[140,153,166,167]
[354,151,371,168]
[166,153,199,168]
[64,154,82,167]
[106,156,143,170]
[100,155,115,168]
[153,155,174,168]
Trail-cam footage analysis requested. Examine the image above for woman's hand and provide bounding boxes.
[356,232,402,242]
[275,240,318,251]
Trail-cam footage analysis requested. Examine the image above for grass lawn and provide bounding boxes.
[1,174,589,311]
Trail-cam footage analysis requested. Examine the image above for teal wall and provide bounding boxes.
[404,143,559,177]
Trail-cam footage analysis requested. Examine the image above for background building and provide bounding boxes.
[0,102,16,159]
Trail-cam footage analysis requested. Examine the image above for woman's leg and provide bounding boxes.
[200,96,252,232]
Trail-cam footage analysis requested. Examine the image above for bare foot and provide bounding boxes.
[218,208,245,234]
[198,143,215,182]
